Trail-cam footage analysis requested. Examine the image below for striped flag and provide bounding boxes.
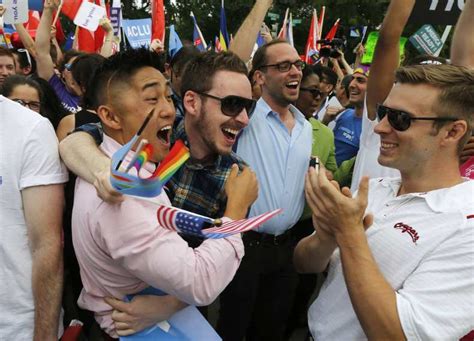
[219,0,230,51]
[156,205,282,239]
[157,205,214,238]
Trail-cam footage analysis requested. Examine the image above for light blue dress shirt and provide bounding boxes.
[237,98,312,235]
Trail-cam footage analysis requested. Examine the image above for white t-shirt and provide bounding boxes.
[350,99,399,192]
[0,96,68,340]
[308,178,474,340]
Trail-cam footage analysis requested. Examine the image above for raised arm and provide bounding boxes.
[229,0,273,63]
[35,0,59,80]
[366,0,416,120]
[99,17,116,58]
[14,24,37,58]
[59,131,123,203]
[450,0,474,68]
[23,184,64,341]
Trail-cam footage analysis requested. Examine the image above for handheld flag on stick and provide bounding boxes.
[287,12,294,47]
[110,109,190,198]
[325,18,340,41]
[318,6,325,40]
[157,205,283,239]
[305,9,319,64]
[61,0,83,21]
[151,0,165,44]
[219,0,230,51]
[190,11,207,51]
[277,8,289,40]
[168,24,183,58]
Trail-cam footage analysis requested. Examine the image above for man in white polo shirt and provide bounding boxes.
[294,63,474,339]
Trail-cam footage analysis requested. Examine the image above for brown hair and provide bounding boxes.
[180,51,248,96]
[395,64,474,154]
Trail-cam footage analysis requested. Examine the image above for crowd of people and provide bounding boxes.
[1,0,473,340]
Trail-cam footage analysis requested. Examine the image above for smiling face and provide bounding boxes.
[188,70,252,158]
[295,73,321,119]
[104,66,175,163]
[257,43,302,107]
[374,82,446,175]
[348,73,367,107]
[0,55,15,85]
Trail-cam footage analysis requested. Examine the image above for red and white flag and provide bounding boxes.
[325,18,340,41]
[156,205,282,239]
[304,9,319,64]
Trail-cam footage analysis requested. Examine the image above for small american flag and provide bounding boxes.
[156,205,282,239]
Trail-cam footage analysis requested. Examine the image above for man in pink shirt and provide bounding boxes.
[71,49,258,338]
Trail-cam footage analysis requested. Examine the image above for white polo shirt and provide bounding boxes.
[309,177,474,340]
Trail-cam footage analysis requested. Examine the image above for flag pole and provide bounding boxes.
[52,0,64,27]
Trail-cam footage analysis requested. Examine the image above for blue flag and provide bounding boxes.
[168,25,183,58]
[190,11,207,51]
[29,0,44,11]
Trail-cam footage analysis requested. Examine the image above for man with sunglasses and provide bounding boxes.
[217,39,312,341]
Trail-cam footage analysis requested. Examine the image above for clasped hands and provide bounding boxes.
[305,162,373,244]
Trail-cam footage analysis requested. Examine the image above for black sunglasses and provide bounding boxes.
[194,91,256,118]
[300,87,322,98]
[260,60,306,72]
[376,104,458,131]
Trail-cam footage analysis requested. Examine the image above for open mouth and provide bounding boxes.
[222,127,239,141]
[156,125,172,144]
[286,81,299,90]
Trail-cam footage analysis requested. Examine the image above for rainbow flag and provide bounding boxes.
[111,139,190,198]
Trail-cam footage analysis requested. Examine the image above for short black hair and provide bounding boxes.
[1,74,42,99]
[12,48,37,74]
[71,53,106,109]
[180,51,248,97]
[169,45,200,75]
[313,65,338,88]
[87,48,166,110]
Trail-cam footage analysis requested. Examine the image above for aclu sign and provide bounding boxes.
[123,18,152,49]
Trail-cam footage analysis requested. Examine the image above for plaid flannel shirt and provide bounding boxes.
[167,117,247,218]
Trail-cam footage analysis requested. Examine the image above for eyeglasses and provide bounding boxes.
[194,91,256,118]
[376,104,458,132]
[300,87,322,98]
[12,98,41,112]
[64,63,72,71]
[260,60,306,72]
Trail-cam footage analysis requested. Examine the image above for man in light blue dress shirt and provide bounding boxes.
[217,40,312,341]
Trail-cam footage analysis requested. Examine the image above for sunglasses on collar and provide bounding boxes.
[376,104,458,131]
[194,91,256,118]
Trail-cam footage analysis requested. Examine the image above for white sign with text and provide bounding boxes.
[4,0,28,24]
[74,1,107,32]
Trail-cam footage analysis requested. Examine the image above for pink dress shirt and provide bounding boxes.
[72,135,244,336]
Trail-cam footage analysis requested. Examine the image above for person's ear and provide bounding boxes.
[254,69,266,86]
[441,119,468,148]
[97,105,122,131]
[164,63,171,79]
[182,90,201,117]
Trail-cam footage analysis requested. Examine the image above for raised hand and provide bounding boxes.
[224,164,258,220]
